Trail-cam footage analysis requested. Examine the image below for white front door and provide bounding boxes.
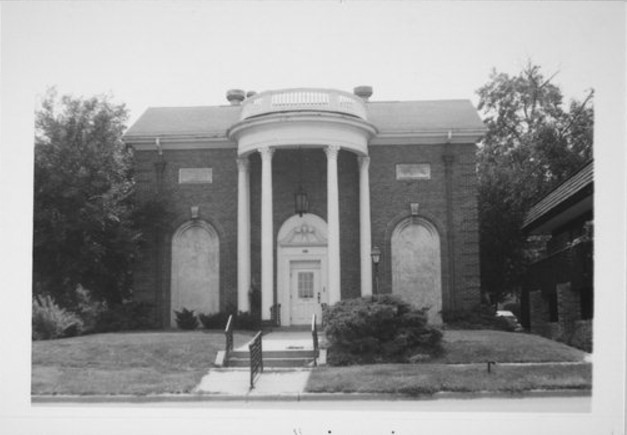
[290,260,325,325]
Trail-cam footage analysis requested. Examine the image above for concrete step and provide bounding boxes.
[227,357,314,368]
[230,349,316,359]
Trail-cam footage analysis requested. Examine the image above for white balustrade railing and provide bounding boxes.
[240,88,367,120]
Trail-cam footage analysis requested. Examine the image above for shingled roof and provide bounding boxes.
[522,161,594,234]
[123,99,485,140]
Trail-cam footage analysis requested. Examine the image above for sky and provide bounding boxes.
[2,1,616,125]
[0,2,625,434]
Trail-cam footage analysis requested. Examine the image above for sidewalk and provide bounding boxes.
[196,330,318,396]
[194,368,312,396]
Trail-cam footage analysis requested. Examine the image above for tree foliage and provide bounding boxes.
[33,89,138,307]
[476,62,593,303]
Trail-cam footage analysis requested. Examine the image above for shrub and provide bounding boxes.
[249,285,261,318]
[198,311,230,330]
[174,308,199,330]
[75,285,108,333]
[323,295,443,365]
[94,301,156,332]
[199,310,260,330]
[235,311,261,330]
[442,304,514,331]
[32,294,84,340]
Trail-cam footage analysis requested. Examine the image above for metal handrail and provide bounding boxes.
[249,331,263,389]
[224,314,234,355]
[311,314,319,367]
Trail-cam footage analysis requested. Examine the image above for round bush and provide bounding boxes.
[174,308,199,330]
[323,295,442,365]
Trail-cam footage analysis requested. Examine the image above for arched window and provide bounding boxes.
[391,217,442,324]
[170,220,219,327]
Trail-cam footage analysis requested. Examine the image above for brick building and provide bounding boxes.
[521,161,594,351]
[122,87,486,328]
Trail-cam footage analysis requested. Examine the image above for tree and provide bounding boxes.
[33,89,138,307]
[476,62,593,304]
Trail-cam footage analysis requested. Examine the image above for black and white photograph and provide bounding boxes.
[0,1,625,434]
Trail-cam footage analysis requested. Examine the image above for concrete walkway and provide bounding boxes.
[195,330,321,396]
[194,368,312,396]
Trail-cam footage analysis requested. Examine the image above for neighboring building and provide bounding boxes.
[122,87,486,328]
[521,161,593,351]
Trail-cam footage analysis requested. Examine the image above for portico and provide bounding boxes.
[228,88,377,323]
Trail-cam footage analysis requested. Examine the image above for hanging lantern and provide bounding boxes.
[371,246,381,265]
[294,148,309,217]
[295,185,309,217]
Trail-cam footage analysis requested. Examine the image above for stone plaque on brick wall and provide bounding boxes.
[396,163,431,180]
[179,168,213,184]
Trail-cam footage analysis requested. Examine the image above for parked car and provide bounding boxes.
[496,310,524,332]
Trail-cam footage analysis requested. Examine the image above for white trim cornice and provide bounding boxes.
[128,137,235,151]
[370,129,485,146]
[228,111,377,141]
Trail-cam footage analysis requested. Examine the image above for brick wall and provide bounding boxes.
[133,147,239,326]
[369,142,480,312]
[525,240,593,350]
[571,320,593,352]
[133,141,481,326]
[529,289,563,340]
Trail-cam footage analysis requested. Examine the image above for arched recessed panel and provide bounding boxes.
[391,218,442,324]
[170,221,219,327]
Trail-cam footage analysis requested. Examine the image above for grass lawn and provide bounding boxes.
[306,363,592,396]
[32,330,253,395]
[307,330,592,396]
[435,330,588,363]
[32,329,591,397]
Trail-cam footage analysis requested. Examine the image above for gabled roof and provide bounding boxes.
[123,99,485,140]
[124,105,240,138]
[368,100,485,133]
[522,161,594,234]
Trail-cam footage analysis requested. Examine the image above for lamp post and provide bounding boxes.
[371,246,381,295]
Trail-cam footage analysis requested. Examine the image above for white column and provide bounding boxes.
[259,147,275,320]
[236,157,251,312]
[358,156,373,296]
[325,145,341,304]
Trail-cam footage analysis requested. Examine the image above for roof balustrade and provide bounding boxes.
[239,88,368,121]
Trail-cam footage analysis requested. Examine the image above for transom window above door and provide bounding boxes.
[298,272,315,299]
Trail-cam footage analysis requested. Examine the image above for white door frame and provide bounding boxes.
[277,213,328,326]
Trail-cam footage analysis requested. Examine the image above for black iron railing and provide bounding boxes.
[249,331,263,389]
[224,314,234,355]
[311,313,319,367]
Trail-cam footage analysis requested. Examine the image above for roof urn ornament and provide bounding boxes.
[353,85,373,101]
[226,89,246,105]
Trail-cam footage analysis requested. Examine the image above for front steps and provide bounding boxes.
[214,330,327,368]
[226,349,318,368]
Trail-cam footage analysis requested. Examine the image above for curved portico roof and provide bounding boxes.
[123,99,485,143]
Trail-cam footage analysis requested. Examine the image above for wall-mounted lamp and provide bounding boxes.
[371,246,381,294]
